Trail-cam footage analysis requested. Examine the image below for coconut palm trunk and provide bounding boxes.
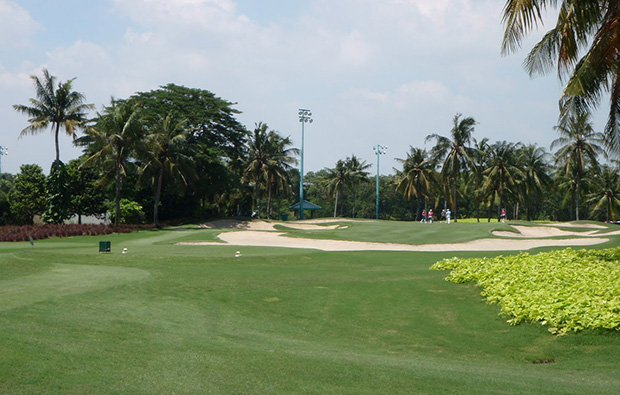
[153,165,164,228]
[267,180,274,219]
[576,170,581,221]
[54,123,61,162]
[115,155,122,227]
[333,189,339,218]
[451,181,458,223]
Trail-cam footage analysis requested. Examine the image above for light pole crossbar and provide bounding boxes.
[373,144,387,220]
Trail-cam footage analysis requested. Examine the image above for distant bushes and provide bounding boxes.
[0,223,154,242]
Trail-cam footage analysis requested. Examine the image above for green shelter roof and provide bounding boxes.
[289,200,322,210]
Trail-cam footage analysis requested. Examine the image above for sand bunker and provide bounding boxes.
[492,225,599,238]
[541,222,606,229]
[492,225,620,238]
[181,220,614,252]
[199,219,344,231]
[207,231,607,252]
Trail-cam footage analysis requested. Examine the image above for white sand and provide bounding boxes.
[209,231,607,251]
[493,225,620,238]
[492,225,600,238]
[181,220,614,252]
[541,222,606,229]
[199,219,345,231]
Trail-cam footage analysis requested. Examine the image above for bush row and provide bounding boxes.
[0,224,155,242]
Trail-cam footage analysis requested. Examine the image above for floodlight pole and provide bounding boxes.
[373,144,387,220]
[298,109,312,220]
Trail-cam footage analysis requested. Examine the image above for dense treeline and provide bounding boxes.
[2,67,620,227]
[3,1,620,227]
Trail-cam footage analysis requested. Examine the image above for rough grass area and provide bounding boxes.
[1,222,620,394]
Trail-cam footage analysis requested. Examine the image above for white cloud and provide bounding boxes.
[344,80,472,116]
[111,0,249,35]
[0,0,40,48]
[0,0,595,176]
[412,0,450,19]
[339,30,371,66]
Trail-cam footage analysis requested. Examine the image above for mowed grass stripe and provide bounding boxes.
[0,264,149,311]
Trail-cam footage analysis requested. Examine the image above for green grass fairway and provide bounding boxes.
[1,221,619,394]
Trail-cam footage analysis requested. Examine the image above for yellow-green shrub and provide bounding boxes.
[431,248,620,335]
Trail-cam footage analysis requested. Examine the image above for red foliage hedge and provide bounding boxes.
[0,224,155,242]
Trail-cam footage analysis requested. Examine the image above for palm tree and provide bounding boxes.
[517,143,552,220]
[13,68,93,162]
[77,99,144,226]
[551,111,605,220]
[481,141,524,221]
[501,1,620,155]
[344,154,371,218]
[395,147,437,219]
[325,160,349,217]
[426,113,477,222]
[243,123,299,219]
[141,112,195,227]
[263,133,298,218]
[587,165,620,222]
[470,138,491,222]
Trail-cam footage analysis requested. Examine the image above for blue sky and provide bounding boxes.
[0,0,605,176]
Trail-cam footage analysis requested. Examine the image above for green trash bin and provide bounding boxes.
[281,214,289,221]
[99,241,111,252]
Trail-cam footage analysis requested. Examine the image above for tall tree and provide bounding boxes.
[345,154,371,218]
[587,165,620,222]
[501,1,620,155]
[141,113,195,227]
[481,141,524,221]
[470,138,491,221]
[77,100,145,226]
[517,143,552,220]
[9,164,47,225]
[0,173,15,225]
[43,160,71,224]
[243,123,298,218]
[261,132,298,219]
[66,158,107,224]
[129,84,248,215]
[426,113,477,222]
[551,111,605,220]
[325,160,350,217]
[13,68,92,162]
[395,146,437,219]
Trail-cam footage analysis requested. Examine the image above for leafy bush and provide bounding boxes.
[108,199,146,225]
[431,248,620,335]
[0,224,154,242]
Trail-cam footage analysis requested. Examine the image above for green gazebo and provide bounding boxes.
[289,200,322,219]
